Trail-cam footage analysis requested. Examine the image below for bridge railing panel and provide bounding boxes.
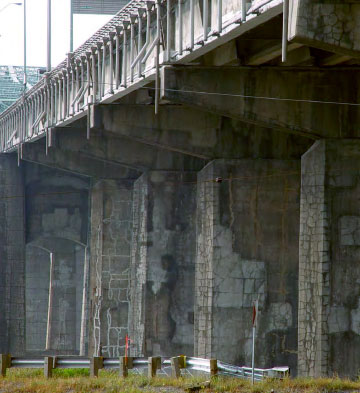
[0,0,282,153]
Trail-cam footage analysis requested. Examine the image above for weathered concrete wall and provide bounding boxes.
[129,172,196,357]
[89,179,133,357]
[0,154,25,355]
[195,159,300,372]
[24,163,89,354]
[289,0,360,56]
[299,140,360,378]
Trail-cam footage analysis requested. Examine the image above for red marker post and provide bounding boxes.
[251,299,258,384]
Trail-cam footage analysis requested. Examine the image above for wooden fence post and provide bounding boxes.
[148,356,161,378]
[171,356,181,378]
[210,359,218,377]
[44,356,53,378]
[90,356,103,377]
[0,354,9,377]
[119,356,128,378]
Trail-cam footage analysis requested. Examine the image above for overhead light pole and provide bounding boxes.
[0,2,22,13]
[47,0,51,71]
[23,0,26,91]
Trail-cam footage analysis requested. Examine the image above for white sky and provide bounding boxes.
[0,0,112,67]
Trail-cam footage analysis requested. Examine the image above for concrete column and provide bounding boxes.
[129,172,196,357]
[195,159,300,371]
[89,179,133,358]
[298,140,360,378]
[0,154,25,355]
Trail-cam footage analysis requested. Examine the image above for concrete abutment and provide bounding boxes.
[299,139,360,378]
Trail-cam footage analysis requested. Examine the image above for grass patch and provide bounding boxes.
[1,370,360,393]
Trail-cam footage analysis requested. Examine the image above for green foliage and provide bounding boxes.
[1,370,360,393]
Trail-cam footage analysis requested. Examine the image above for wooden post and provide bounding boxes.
[148,356,161,378]
[0,354,9,377]
[90,356,103,377]
[170,356,181,378]
[44,356,53,378]
[119,356,128,378]
[210,359,218,377]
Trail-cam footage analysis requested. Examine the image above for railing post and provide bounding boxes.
[44,356,53,378]
[148,356,161,378]
[0,354,9,377]
[210,358,218,377]
[170,356,180,378]
[90,356,103,377]
[119,356,128,377]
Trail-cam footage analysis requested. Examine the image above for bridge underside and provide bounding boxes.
[1,0,360,379]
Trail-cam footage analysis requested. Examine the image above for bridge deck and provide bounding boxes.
[0,0,283,154]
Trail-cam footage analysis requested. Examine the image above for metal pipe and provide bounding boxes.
[178,0,182,56]
[166,0,171,61]
[109,32,115,94]
[217,0,222,33]
[137,8,143,78]
[131,5,151,69]
[97,42,103,98]
[190,0,194,49]
[70,0,73,52]
[155,0,160,114]
[122,22,129,87]
[23,0,27,91]
[130,15,136,82]
[242,0,246,21]
[91,47,97,99]
[45,252,55,351]
[47,0,51,71]
[79,247,89,356]
[203,0,208,41]
[115,27,121,89]
[101,38,108,96]
[282,0,289,62]
[141,37,159,64]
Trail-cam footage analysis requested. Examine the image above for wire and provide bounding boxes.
[63,79,360,107]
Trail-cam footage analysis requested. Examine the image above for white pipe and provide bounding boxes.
[109,32,115,94]
[45,252,55,351]
[166,0,171,61]
[282,0,289,62]
[203,0,208,41]
[122,23,129,87]
[242,0,246,21]
[190,0,194,49]
[217,0,222,33]
[137,9,143,78]
[141,37,159,64]
[79,247,89,356]
[131,5,151,69]
[115,28,121,89]
[178,0,183,55]
[130,16,136,82]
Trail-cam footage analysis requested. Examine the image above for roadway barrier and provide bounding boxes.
[0,354,289,380]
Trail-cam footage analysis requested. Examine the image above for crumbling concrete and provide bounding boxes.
[129,172,196,357]
[299,140,360,378]
[195,159,300,372]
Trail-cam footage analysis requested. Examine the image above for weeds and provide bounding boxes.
[1,370,360,393]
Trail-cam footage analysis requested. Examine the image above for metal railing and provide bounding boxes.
[0,354,289,381]
[0,0,282,155]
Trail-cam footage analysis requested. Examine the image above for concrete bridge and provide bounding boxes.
[1,0,360,378]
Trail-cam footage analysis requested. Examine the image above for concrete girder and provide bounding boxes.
[90,104,312,160]
[161,66,360,139]
[20,139,141,180]
[51,128,206,172]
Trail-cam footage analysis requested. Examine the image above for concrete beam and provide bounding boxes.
[89,104,311,161]
[245,42,302,65]
[161,66,360,139]
[52,128,206,172]
[21,139,141,179]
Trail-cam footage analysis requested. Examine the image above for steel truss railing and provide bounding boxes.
[0,354,289,381]
[0,0,282,155]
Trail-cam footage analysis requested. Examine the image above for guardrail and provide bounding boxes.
[0,0,283,155]
[0,354,289,381]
